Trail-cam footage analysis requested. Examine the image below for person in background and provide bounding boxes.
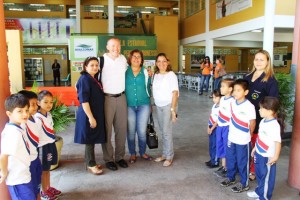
[52,59,61,86]
[101,37,128,171]
[0,93,35,200]
[205,89,222,168]
[199,56,213,95]
[125,49,152,164]
[244,49,279,181]
[152,53,179,167]
[74,56,106,175]
[19,90,43,200]
[247,96,284,200]
[209,58,224,98]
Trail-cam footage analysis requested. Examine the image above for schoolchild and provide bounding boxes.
[205,89,222,168]
[247,96,284,200]
[0,93,35,199]
[35,90,61,200]
[220,79,256,193]
[19,90,43,200]
[214,78,234,177]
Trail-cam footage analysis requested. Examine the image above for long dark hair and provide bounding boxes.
[259,96,285,134]
[203,56,211,65]
[154,53,172,74]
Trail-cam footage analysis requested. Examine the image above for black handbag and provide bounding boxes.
[146,113,158,149]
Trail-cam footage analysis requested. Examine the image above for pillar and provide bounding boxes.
[0,0,12,199]
[205,0,213,59]
[288,0,300,190]
[76,0,81,33]
[108,0,114,33]
[263,0,276,60]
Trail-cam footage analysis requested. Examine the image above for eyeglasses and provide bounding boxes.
[132,55,142,59]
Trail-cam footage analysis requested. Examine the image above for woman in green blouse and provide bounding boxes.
[125,49,152,163]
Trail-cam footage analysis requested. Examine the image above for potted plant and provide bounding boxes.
[275,72,295,145]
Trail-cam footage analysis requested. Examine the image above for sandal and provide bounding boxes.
[163,159,173,167]
[141,154,153,161]
[129,155,137,164]
[154,156,166,162]
[87,166,103,175]
[249,173,256,181]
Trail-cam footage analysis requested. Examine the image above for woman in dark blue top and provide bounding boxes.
[244,50,279,181]
[125,49,152,163]
[74,57,106,175]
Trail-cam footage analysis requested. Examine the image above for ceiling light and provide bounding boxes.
[117,6,131,8]
[145,7,156,9]
[116,10,129,13]
[30,4,45,6]
[91,5,104,7]
[141,11,151,14]
[9,8,23,11]
[37,9,51,12]
[251,29,262,33]
[4,3,15,5]
[90,10,104,12]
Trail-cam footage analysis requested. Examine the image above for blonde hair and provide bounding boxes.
[250,49,275,82]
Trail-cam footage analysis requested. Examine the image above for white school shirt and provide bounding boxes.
[228,99,256,145]
[21,116,40,161]
[208,104,219,126]
[101,53,127,94]
[35,111,55,147]
[152,71,179,107]
[256,119,281,157]
[1,123,31,185]
[217,96,234,127]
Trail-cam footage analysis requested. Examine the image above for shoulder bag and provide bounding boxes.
[146,112,158,149]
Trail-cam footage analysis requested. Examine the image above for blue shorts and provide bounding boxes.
[8,181,35,200]
[39,142,58,171]
[30,157,42,197]
[216,125,229,158]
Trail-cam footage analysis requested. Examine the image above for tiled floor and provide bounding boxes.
[51,88,299,200]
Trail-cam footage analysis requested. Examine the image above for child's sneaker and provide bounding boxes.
[215,167,227,177]
[231,182,250,193]
[220,178,236,187]
[214,166,223,174]
[48,187,62,197]
[40,190,58,200]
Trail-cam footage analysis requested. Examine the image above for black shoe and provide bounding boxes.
[199,92,203,95]
[117,159,128,168]
[205,160,211,166]
[208,163,219,168]
[105,161,118,171]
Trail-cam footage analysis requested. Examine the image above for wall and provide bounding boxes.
[209,0,264,31]
[180,10,205,39]
[81,19,108,33]
[275,0,296,15]
[154,16,178,71]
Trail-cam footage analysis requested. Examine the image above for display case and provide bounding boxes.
[24,58,44,81]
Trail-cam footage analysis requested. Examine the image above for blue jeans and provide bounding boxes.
[200,74,211,93]
[214,77,222,90]
[156,104,174,160]
[127,105,151,156]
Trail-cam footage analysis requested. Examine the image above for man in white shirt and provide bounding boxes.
[101,37,128,170]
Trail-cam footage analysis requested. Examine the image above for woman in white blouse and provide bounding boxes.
[152,53,179,167]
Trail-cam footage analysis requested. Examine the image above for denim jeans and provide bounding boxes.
[214,77,222,90]
[156,104,174,160]
[127,104,151,156]
[200,74,211,93]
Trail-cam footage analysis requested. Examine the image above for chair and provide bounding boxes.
[61,73,71,86]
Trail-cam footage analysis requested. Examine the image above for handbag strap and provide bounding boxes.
[149,112,154,127]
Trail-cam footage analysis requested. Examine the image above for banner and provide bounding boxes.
[5,18,76,44]
[216,0,252,19]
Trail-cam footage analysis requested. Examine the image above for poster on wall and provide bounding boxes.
[72,61,84,72]
[216,0,252,19]
[144,60,156,73]
[69,36,98,60]
[5,18,76,45]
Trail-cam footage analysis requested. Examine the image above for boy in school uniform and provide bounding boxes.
[214,78,235,177]
[220,79,256,193]
[19,90,43,200]
[0,93,36,199]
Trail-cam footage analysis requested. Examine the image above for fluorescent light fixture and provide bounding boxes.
[252,29,262,33]
[117,6,131,8]
[9,8,23,11]
[116,10,129,13]
[30,4,45,6]
[90,10,104,12]
[37,9,51,12]
[141,11,151,14]
[145,7,156,9]
[70,14,77,17]
[91,5,104,7]
[173,8,179,10]
[4,3,15,5]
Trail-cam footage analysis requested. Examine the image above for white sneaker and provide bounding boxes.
[247,191,259,198]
